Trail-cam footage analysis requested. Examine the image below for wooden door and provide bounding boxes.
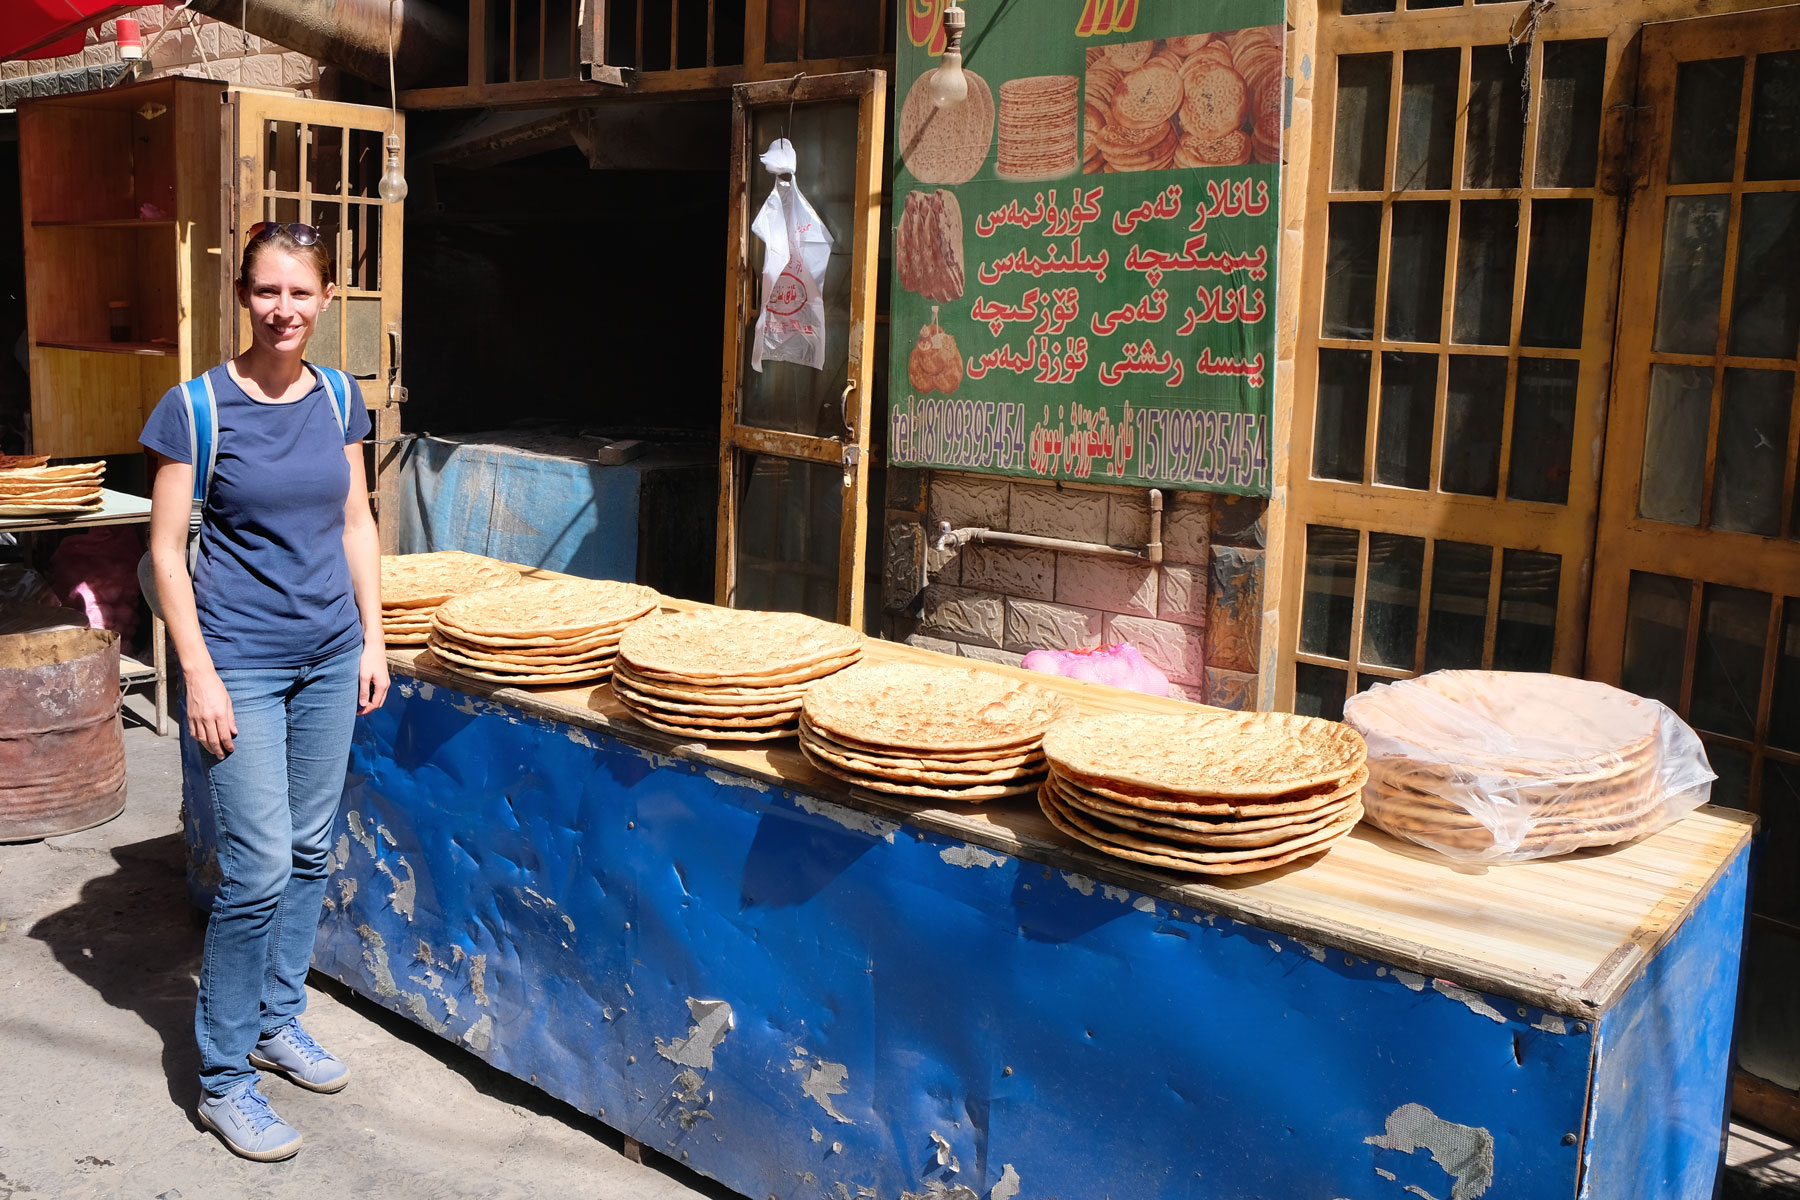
[717,71,885,628]
[1279,9,1629,718]
[223,91,406,544]
[1588,6,1800,1126]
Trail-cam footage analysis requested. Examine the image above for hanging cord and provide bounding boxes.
[1507,0,1554,177]
[241,0,250,56]
[783,71,805,144]
[189,4,218,79]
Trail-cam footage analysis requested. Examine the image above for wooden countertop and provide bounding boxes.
[385,589,1752,1019]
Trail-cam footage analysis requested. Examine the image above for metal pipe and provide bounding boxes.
[185,0,466,90]
[936,486,1168,564]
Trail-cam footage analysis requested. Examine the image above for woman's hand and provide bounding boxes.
[358,641,390,715]
[186,668,238,757]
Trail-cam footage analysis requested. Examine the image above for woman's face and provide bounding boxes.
[239,249,332,356]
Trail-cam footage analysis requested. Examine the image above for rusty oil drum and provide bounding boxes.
[0,627,126,842]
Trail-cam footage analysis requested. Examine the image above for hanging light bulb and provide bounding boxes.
[379,132,408,204]
[924,1,968,109]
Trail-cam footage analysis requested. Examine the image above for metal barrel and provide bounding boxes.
[0,627,126,843]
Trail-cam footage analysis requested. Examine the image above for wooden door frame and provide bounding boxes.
[716,69,887,628]
[221,89,407,548]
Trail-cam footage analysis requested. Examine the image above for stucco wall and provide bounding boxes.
[2,7,317,95]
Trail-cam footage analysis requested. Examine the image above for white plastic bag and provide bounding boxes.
[750,138,832,372]
[1342,670,1716,863]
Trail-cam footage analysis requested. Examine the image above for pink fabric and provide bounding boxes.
[49,525,142,647]
[1021,641,1171,697]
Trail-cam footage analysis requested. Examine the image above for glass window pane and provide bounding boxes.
[1728,192,1800,359]
[744,100,858,436]
[1622,571,1691,709]
[264,195,299,224]
[1707,742,1754,811]
[1386,201,1451,343]
[307,126,343,197]
[1333,54,1393,192]
[734,453,842,621]
[1323,202,1383,340]
[1494,549,1560,672]
[1691,583,1771,740]
[309,294,342,369]
[1294,663,1349,722]
[1508,357,1579,505]
[346,296,381,379]
[1453,200,1519,346]
[1301,525,1359,660]
[1441,355,1506,496]
[1374,351,1438,490]
[1772,598,1800,753]
[264,120,300,193]
[1747,49,1800,182]
[1362,533,1424,669]
[348,129,382,199]
[1536,40,1607,188]
[1520,199,1592,349]
[1465,45,1525,189]
[346,203,380,292]
[1712,368,1793,536]
[1315,349,1372,482]
[1424,540,1492,672]
[1342,0,1397,10]
[1640,364,1714,526]
[1670,57,1746,185]
[1757,762,1800,925]
[1397,49,1459,191]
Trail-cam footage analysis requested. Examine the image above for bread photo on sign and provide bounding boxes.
[897,189,967,304]
[908,305,963,396]
[1082,25,1283,173]
[899,67,995,184]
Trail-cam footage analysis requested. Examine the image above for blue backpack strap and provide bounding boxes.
[312,363,354,439]
[182,372,218,505]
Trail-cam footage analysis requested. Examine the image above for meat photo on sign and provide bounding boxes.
[1083,27,1283,173]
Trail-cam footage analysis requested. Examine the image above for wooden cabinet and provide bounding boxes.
[19,76,226,458]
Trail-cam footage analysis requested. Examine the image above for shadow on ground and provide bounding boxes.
[24,827,738,1200]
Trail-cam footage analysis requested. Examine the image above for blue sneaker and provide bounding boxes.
[249,1018,350,1094]
[197,1080,302,1162]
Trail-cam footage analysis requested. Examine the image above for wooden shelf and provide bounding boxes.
[35,340,178,357]
[31,219,176,230]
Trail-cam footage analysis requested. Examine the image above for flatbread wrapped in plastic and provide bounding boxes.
[750,138,833,372]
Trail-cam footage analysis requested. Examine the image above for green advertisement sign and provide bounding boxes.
[888,0,1282,495]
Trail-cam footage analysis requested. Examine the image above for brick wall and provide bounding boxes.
[2,7,318,95]
[882,469,1266,710]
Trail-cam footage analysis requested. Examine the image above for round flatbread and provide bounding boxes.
[800,726,1046,785]
[799,716,1043,772]
[417,648,613,687]
[1104,41,1154,70]
[617,608,863,683]
[1178,62,1248,140]
[1112,62,1183,127]
[898,68,995,184]
[613,678,802,718]
[435,578,660,640]
[1049,774,1358,849]
[1044,711,1367,800]
[801,743,1044,801]
[1055,772,1357,835]
[426,634,615,672]
[803,661,1073,753]
[380,552,522,608]
[611,661,813,706]
[617,695,795,729]
[625,708,798,742]
[1037,783,1356,875]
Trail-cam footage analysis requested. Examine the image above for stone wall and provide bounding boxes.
[2,7,318,96]
[882,469,1266,710]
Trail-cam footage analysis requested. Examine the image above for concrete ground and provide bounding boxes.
[0,699,734,1200]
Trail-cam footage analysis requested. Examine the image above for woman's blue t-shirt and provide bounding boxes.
[140,363,373,669]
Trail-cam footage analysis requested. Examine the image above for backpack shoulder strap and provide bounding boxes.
[312,363,354,438]
[181,372,219,505]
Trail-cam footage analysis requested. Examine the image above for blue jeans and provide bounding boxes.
[192,645,360,1097]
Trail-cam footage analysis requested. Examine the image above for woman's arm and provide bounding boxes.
[148,451,237,756]
[343,443,389,715]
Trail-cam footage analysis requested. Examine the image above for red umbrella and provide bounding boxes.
[2,1,134,63]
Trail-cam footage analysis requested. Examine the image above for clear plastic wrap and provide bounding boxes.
[1341,670,1715,863]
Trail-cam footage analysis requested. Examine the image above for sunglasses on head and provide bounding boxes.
[244,221,319,247]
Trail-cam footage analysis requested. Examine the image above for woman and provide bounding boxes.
[141,222,388,1162]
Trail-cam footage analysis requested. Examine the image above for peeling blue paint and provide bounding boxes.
[296,679,1745,1200]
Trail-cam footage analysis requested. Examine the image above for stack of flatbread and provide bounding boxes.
[0,456,105,517]
[425,578,660,688]
[799,662,1071,803]
[380,552,522,645]
[1039,711,1369,876]
[612,608,863,741]
[1344,671,1687,860]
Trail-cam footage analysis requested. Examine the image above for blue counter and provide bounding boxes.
[235,647,1754,1199]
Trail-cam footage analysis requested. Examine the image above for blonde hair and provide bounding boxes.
[238,226,333,290]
